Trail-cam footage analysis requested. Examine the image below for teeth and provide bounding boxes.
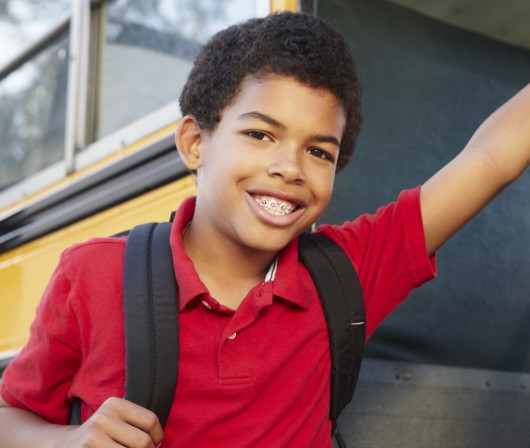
[255,195,296,216]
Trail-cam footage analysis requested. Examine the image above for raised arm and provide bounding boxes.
[421,84,530,255]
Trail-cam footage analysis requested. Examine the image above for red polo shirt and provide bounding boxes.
[1,187,436,447]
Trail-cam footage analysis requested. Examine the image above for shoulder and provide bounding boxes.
[316,187,423,262]
[56,237,127,306]
[61,237,126,272]
[62,236,126,259]
[53,237,128,343]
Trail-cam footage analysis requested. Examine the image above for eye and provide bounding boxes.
[308,147,334,162]
[244,130,272,142]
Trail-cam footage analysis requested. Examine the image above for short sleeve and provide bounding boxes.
[316,186,437,338]
[1,251,81,424]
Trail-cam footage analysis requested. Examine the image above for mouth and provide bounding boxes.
[252,194,300,216]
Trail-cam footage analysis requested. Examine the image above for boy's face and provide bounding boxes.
[178,74,346,254]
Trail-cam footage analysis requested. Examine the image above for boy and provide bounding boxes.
[0,11,528,448]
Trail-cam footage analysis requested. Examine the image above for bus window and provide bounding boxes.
[95,0,258,140]
[0,31,69,193]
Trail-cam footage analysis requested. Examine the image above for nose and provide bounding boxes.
[267,145,305,184]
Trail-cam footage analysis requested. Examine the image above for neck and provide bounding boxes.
[182,222,277,308]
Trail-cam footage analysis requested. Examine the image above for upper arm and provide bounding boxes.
[421,84,530,255]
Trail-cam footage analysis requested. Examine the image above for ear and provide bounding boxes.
[175,115,203,171]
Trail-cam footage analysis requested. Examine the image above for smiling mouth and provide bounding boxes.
[253,195,299,216]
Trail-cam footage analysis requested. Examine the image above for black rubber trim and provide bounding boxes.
[0,136,187,254]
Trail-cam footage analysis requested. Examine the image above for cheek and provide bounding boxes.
[314,170,335,199]
[220,151,262,180]
[204,140,252,168]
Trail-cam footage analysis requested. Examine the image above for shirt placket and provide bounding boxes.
[216,282,273,385]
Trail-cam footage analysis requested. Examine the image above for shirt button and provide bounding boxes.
[201,300,212,310]
[227,333,237,340]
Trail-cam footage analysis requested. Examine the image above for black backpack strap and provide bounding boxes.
[123,222,179,428]
[69,397,82,425]
[298,232,366,447]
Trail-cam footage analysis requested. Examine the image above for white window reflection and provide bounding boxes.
[0,0,70,67]
[96,0,257,139]
[0,33,69,192]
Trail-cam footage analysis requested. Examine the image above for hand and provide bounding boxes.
[63,397,163,448]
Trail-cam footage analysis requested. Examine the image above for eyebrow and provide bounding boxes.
[238,111,341,147]
[238,111,286,130]
[313,135,341,148]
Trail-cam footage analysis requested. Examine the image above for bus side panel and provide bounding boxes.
[0,175,196,357]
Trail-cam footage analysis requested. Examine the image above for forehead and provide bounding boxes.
[220,74,346,137]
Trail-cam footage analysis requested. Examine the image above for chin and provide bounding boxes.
[242,229,298,254]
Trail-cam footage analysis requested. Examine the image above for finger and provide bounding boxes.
[110,421,160,448]
[100,398,164,445]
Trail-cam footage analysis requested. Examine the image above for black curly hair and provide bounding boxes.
[179,11,362,171]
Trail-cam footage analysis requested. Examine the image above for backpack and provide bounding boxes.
[70,220,366,448]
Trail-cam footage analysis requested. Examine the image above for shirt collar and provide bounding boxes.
[271,237,313,310]
[169,196,313,311]
[169,196,209,311]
